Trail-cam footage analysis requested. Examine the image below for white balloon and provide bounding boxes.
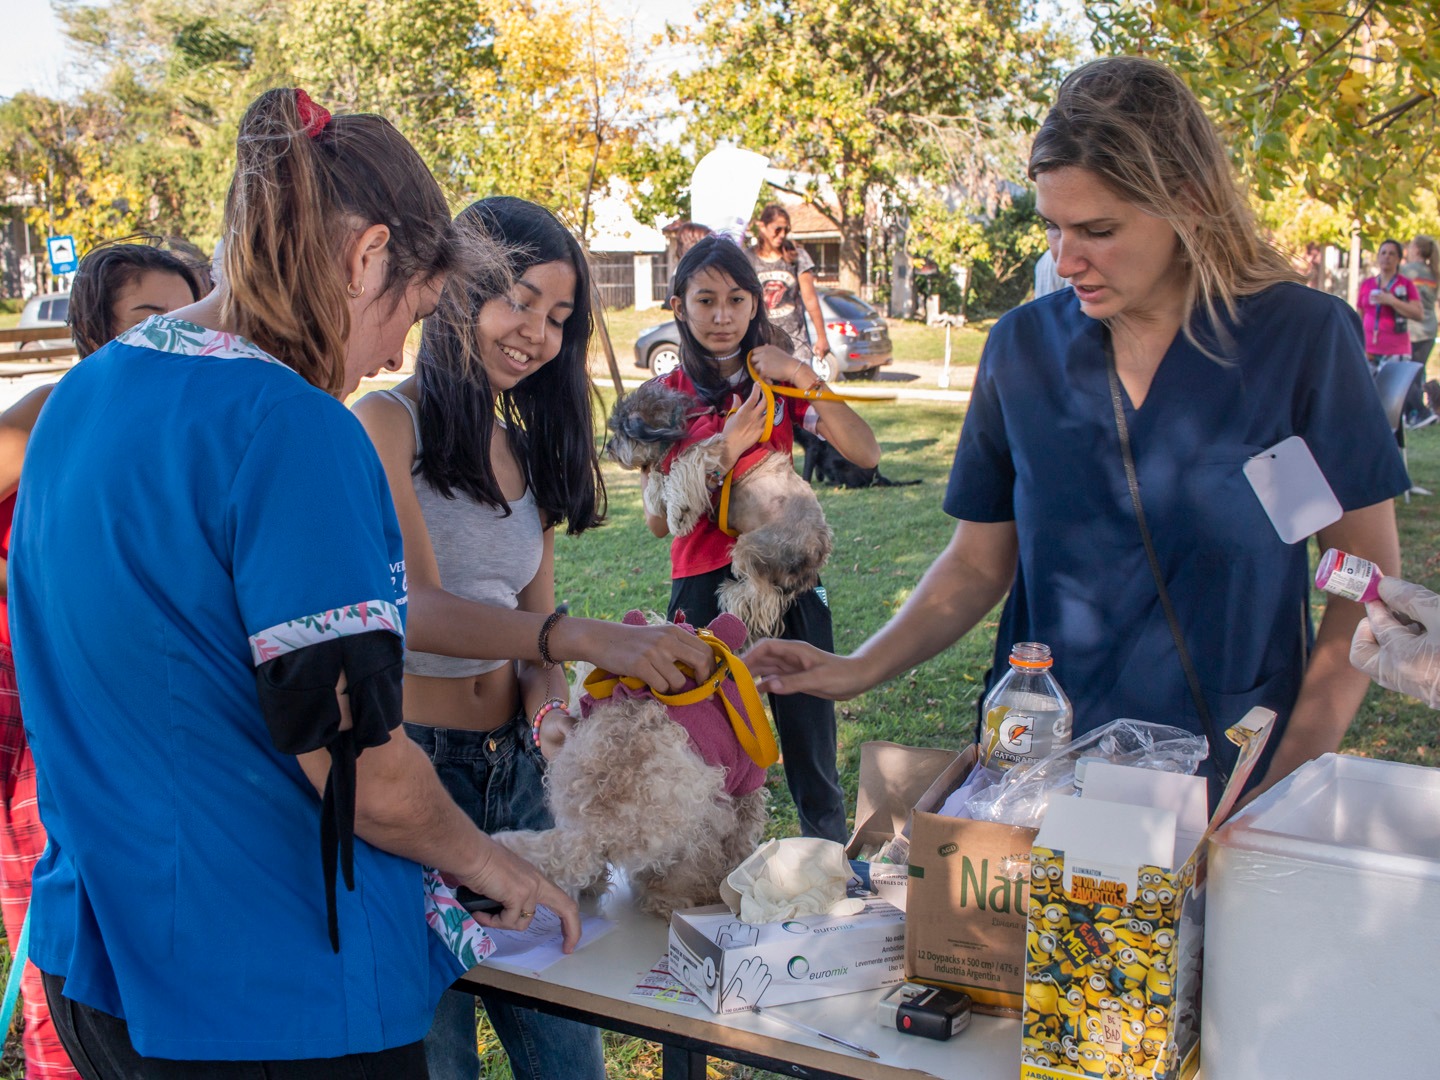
[690,146,770,245]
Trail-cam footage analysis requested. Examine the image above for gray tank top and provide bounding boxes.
[376,390,544,677]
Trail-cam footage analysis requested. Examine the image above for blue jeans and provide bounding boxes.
[405,717,605,1080]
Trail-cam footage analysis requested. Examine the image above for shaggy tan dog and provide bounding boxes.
[605,379,833,642]
[492,612,770,919]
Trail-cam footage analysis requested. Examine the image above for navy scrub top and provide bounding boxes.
[946,282,1408,785]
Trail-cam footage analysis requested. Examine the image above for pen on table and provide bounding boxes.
[750,1005,880,1059]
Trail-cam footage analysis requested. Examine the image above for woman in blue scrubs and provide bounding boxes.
[747,57,1407,803]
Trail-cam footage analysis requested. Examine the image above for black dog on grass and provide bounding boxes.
[793,428,921,489]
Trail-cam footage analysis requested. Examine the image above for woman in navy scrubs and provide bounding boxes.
[747,57,1407,803]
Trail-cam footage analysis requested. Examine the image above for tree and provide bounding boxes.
[453,0,664,239]
[0,92,148,255]
[1087,0,1440,226]
[283,0,490,178]
[288,0,664,239]
[54,0,290,248]
[675,0,1071,291]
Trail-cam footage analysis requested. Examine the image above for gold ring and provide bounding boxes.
[520,909,535,918]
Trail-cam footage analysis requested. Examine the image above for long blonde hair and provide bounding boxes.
[1029,57,1300,353]
[220,89,455,394]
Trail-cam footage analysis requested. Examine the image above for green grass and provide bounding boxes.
[4,382,1435,1080]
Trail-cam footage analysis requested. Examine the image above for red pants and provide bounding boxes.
[0,644,78,1078]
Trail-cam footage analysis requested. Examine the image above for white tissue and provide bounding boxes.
[719,837,867,924]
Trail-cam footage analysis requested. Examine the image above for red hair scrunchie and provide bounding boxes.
[294,88,331,139]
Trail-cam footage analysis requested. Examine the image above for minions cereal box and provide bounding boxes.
[1018,709,1274,1080]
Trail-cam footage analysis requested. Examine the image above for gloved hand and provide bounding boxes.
[1350,576,1440,708]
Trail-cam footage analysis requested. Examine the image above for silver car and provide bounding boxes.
[15,291,72,350]
[633,287,893,382]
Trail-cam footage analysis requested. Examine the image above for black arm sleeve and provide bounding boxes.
[254,630,403,951]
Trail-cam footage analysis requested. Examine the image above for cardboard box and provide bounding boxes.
[905,744,1038,1016]
[844,741,958,910]
[667,898,907,1013]
[1019,709,1275,1080]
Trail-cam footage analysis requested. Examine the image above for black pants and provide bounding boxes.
[42,971,428,1080]
[670,567,848,842]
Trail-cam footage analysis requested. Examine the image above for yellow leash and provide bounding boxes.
[714,353,873,536]
[582,628,779,768]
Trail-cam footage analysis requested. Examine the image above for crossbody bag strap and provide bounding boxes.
[1105,347,1223,768]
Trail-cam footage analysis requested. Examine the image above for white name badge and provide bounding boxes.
[1242,435,1343,544]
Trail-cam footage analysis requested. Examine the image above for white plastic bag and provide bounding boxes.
[955,719,1207,829]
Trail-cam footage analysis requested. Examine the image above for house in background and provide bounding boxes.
[775,199,843,286]
[586,182,668,311]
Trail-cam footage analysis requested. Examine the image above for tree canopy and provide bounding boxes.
[1089,0,1440,228]
[674,0,1071,290]
[3,0,1435,300]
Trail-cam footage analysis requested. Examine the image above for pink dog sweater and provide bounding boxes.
[578,610,768,798]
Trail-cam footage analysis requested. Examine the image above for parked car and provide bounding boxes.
[14,291,72,350]
[632,287,893,382]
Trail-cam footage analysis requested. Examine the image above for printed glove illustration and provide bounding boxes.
[1351,576,1440,708]
[716,921,759,949]
[724,956,773,1009]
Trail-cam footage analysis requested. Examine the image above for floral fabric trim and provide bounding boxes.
[116,315,293,370]
[249,600,402,665]
[423,867,495,970]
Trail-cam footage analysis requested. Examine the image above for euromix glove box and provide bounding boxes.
[667,899,906,1013]
[1019,708,1275,1080]
[1202,753,1440,1080]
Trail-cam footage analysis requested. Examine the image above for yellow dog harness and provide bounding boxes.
[582,627,779,768]
[714,353,873,537]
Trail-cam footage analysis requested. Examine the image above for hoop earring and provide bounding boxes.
[347,282,365,298]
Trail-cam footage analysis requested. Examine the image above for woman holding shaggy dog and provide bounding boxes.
[748,57,1406,808]
[644,236,878,842]
[354,196,713,1080]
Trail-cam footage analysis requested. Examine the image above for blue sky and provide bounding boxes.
[0,0,699,100]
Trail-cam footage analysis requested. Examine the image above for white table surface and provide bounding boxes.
[456,877,1022,1080]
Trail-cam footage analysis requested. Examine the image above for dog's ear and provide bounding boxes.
[707,612,748,651]
[609,385,690,445]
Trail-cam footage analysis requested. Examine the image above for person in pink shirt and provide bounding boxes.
[1357,238,1423,371]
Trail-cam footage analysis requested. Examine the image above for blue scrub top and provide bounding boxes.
[11,317,461,1060]
[946,283,1408,785]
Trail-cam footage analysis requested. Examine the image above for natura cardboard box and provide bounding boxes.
[844,740,958,911]
[667,898,906,1013]
[905,744,1038,1016]
[1019,708,1275,1080]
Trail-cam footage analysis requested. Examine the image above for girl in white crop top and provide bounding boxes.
[352,198,715,1080]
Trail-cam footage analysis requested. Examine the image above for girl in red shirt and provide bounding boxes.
[645,236,878,841]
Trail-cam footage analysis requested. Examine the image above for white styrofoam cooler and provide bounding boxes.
[1203,753,1440,1079]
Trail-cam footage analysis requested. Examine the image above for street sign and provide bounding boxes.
[47,235,78,275]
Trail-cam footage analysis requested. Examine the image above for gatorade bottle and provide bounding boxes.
[980,642,1073,772]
